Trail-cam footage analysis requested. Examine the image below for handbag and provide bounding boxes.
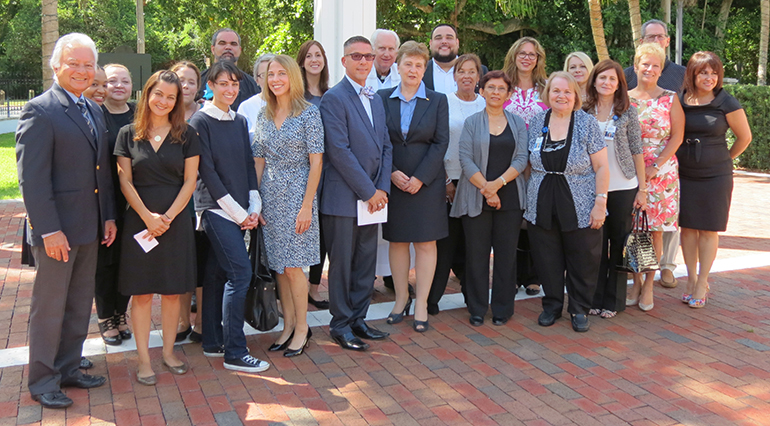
[244,227,280,331]
[618,208,660,273]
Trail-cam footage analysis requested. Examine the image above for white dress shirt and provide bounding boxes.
[432,60,457,94]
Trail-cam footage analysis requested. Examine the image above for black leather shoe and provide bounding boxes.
[571,314,590,332]
[175,326,192,343]
[32,391,73,409]
[98,318,121,346]
[61,374,107,389]
[268,330,294,352]
[538,311,562,327]
[188,330,202,343]
[469,316,484,327]
[308,295,330,310]
[115,313,132,340]
[332,332,370,351]
[383,275,394,290]
[492,316,509,326]
[351,323,389,340]
[79,357,93,369]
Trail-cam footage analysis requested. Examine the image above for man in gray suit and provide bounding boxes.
[319,36,392,351]
[16,33,116,409]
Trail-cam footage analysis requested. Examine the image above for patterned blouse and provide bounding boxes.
[504,86,547,127]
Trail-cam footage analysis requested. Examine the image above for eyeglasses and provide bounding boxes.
[642,34,668,42]
[484,85,509,93]
[346,53,376,62]
[517,52,538,60]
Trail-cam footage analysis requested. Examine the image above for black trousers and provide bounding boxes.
[529,221,602,316]
[516,227,538,287]
[322,214,377,336]
[94,243,130,320]
[428,201,466,309]
[462,209,523,319]
[308,219,327,285]
[593,188,636,312]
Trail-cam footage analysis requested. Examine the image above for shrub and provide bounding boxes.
[724,84,770,172]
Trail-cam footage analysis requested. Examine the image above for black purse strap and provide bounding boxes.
[632,207,650,233]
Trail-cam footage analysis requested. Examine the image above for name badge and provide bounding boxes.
[604,123,616,140]
[533,136,544,151]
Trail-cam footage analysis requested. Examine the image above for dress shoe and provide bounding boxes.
[537,311,562,327]
[413,319,429,333]
[383,275,394,290]
[136,373,157,386]
[61,374,106,389]
[571,314,590,332]
[163,360,189,375]
[189,330,202,343]
[79,357,93,369]
[284,329,312,357]
[115,313,132,340]
[387,298,412,324]
[98,318,122,346]
[351,323,389,340]
[469,316,484,327]
[269,330,294,352]
[32,391,73,409]
[525,285,541,296]
[332,332,370,351]
[175,326,192,343]
[492,316,509,326]
[308,295,330,310]
[659,269,678,288]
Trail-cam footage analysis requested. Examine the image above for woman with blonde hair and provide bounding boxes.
[254,55,324,356]
[564,52,594,101]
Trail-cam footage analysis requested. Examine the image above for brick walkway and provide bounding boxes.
[1,173,769,425]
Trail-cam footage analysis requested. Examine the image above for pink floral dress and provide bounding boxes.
[630,90,679,231]
[504,86,547,127]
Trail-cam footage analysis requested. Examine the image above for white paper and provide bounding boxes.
[357,200,388,226]
[133,229,159,253]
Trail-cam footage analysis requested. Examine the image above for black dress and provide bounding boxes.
[678,89,742,232]
[114,125,200,295]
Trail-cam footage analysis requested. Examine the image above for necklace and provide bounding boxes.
[594,104,615,139]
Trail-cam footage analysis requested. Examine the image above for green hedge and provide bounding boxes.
[724,84,770,172]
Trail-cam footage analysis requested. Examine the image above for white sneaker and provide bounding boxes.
[223,355,270,373]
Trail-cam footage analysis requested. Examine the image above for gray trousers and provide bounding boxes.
[28,241,98,395]
[661,229,680,271]
[322,215,377,337]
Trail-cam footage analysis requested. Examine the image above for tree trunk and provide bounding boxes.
[588,0,609,61]
[628,0,642,44]
[662,0,671,57]
[136,0,145,54]
[715,0,733,41]
[760,0,769,85]
[41,0,58,89]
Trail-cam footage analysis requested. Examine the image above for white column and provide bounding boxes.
[314,0,377,85]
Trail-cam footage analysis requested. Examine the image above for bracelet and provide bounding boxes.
[595,193,608,199]
[162,214,171,221]
[638,188,648,193]
[445,177,452,185]
[499,176,508,186]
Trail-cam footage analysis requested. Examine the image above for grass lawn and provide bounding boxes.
[0,132,20,200]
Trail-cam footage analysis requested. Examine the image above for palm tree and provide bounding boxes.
[588,0,610,61]
[41,0,58,89]
[760,0,769,85]
[628,0,642,44]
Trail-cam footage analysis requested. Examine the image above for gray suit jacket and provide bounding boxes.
[319,77,392,217]
[16,83,115,246]
[450,109,528,218]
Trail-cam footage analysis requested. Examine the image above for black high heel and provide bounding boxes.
[268,330,294,352]
[387,298,412,324]
[284,329,312,357]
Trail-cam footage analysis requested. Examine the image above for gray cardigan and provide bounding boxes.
[450,109,528,218]
[589,106,642,180]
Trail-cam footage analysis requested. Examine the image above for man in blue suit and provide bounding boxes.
[319,36,393,351]
[16,33,116,408]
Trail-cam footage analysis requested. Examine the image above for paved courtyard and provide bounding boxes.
[0,173,769,425]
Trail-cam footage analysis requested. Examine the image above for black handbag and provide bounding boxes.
[618,208,660,273]
[244,227,279,331]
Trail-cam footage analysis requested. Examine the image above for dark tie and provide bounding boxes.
[76,98,96,138]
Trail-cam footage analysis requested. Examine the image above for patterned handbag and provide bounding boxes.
[618,208,660,273]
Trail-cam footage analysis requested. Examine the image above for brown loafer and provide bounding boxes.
[659,270,678,288]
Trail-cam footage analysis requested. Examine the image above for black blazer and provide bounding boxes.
[422,59,489,92]
[16,83,115,246]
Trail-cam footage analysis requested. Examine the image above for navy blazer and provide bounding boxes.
[16,83,115,246]
[319,77,392,218]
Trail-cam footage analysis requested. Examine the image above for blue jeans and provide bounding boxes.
[201,211,251,360]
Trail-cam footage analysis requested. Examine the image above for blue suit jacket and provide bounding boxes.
[319,77,392,217]
[16,83,115,246]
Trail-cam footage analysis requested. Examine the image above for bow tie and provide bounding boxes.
[359,86,375,100]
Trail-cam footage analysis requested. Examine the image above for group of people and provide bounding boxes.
[16,18,752,409]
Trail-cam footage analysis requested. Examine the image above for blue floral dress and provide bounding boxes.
[252,105,324,273]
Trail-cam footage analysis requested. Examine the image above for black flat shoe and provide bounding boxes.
[79,357,93,369]
[352,323,389,340]
[469,316,484,327]
[115,313,131,340]
[188,330,202,343]
[98,318,122,346]
[413,319,429,333]
[268,330,294,352]
[387,298,412,324]
[32,391,73,409]
[175,326,192,343]
[571,314,590,332]
[284,329,312,357]
[492,316,509,326]
[308,295,330,310]
[61,374,107,389]
[525,285,541,296]
[332,332,369,351]
[538,311,562,327]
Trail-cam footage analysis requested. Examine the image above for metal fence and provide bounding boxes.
[0,78,44,118]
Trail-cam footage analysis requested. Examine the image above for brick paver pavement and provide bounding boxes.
[0,173,769,425]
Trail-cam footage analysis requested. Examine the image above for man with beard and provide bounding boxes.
[197,28,260,111]
[423,24,487,94]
